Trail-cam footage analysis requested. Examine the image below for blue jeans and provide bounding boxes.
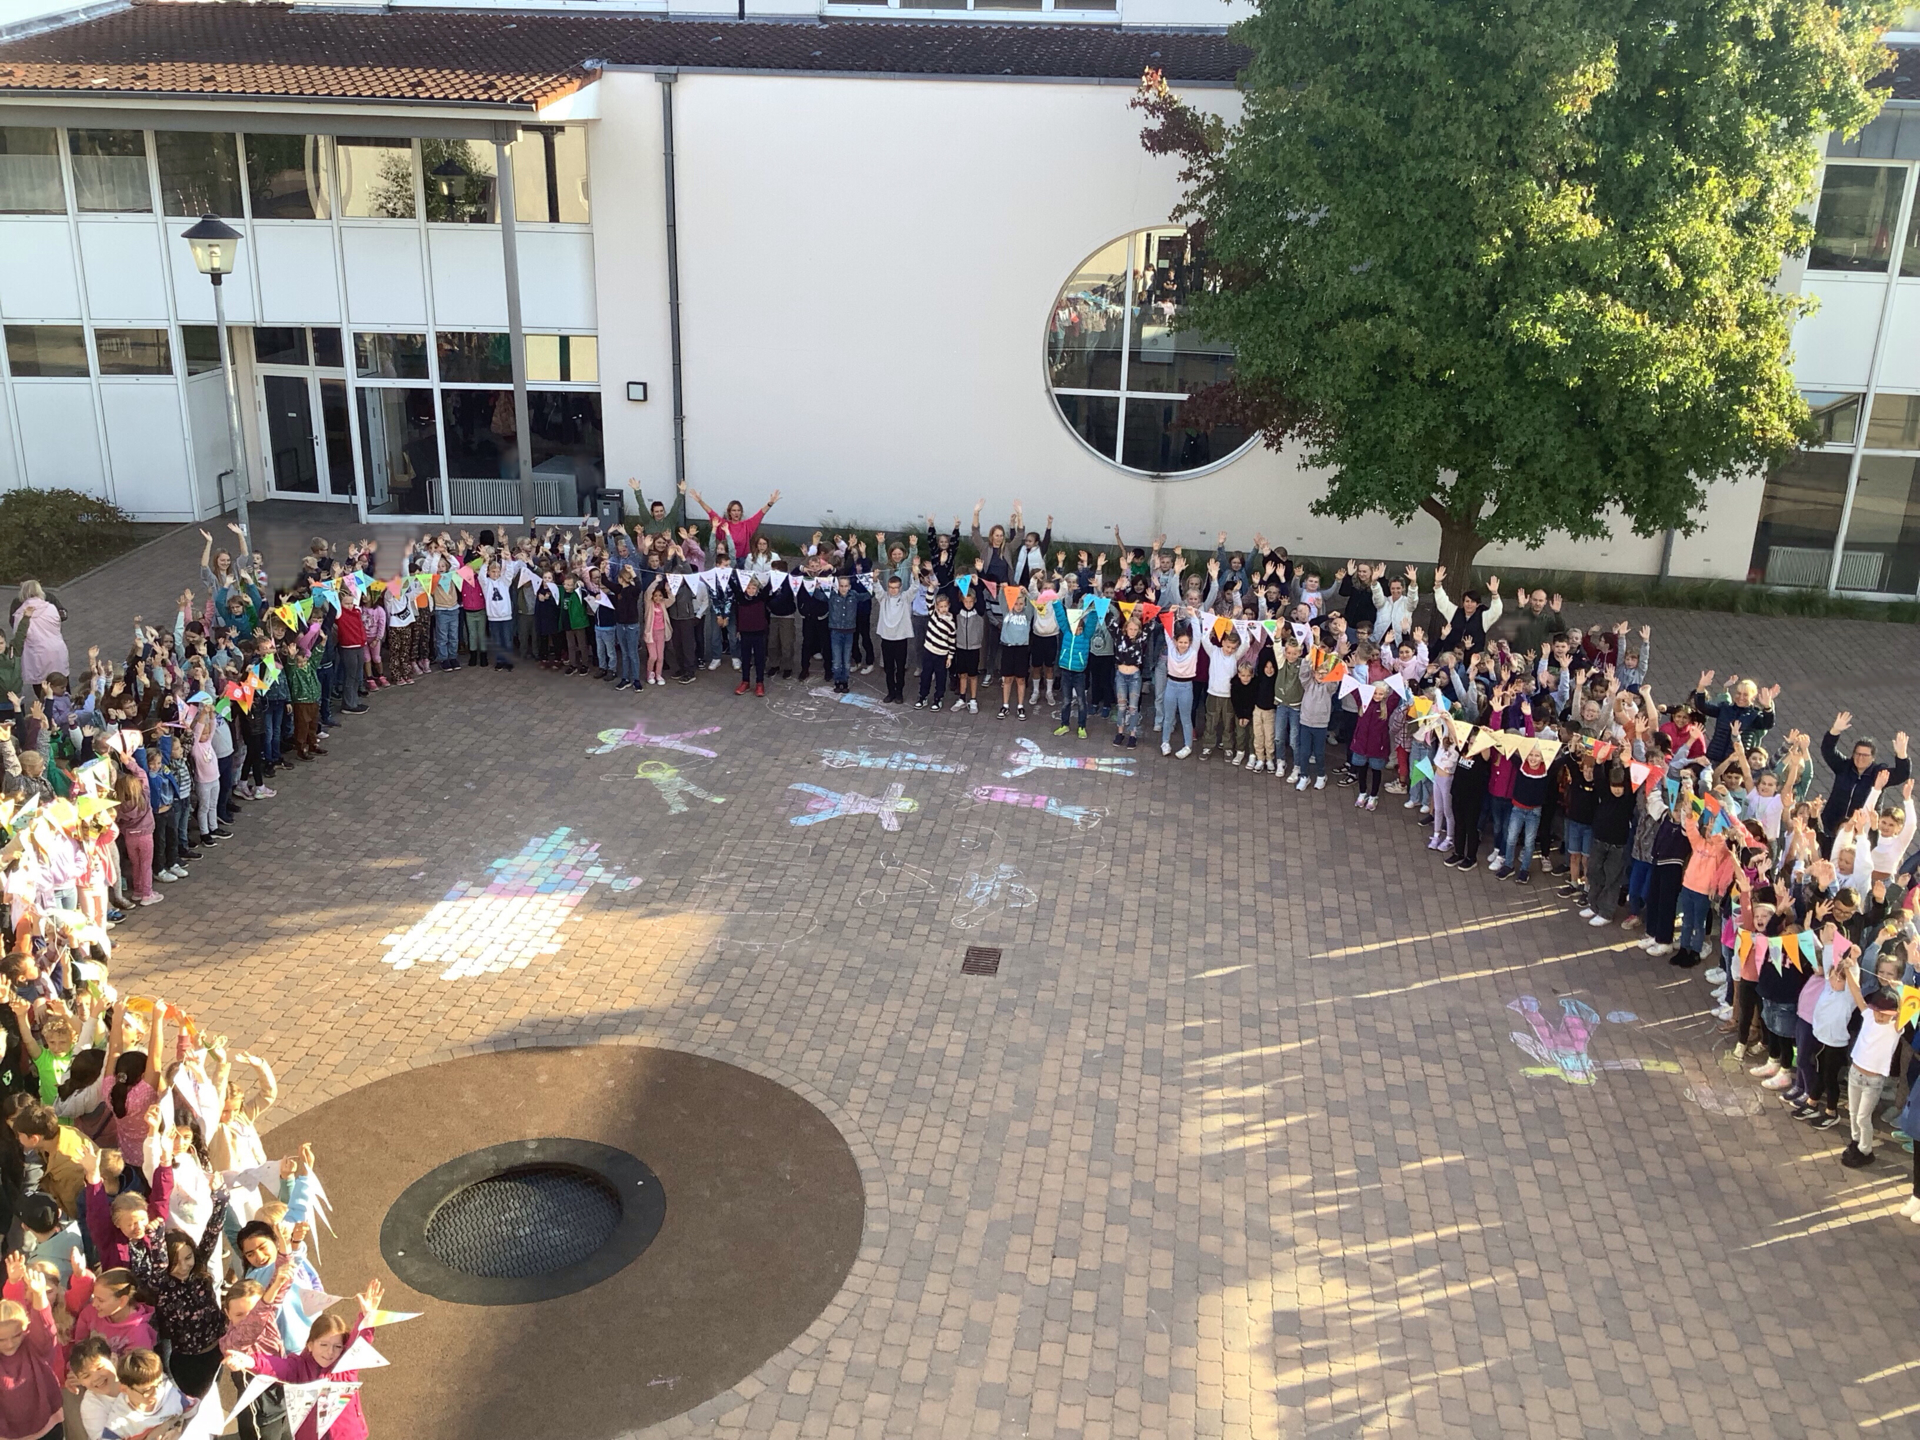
[1627,858,1653,914]
[488,618,515,665]
[1276,705,1301,770]
[316,661,336,725]
[1487,795,1514,860]
[262,696,286,767]
[1115,670,1142,736]
[432,608,460,665]
[615,623,641,685]
[1504,804,1541,875]
[830,629,854,685]
[1677,888,1713,953]
[1160,678,1194,749]
[594,627,616,674]
[1058,670,1088,728]
[173,800,190,855]
[1299,724,1328,776]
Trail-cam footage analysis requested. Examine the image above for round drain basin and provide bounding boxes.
[382,1139,664,1305]
[425,1165,622,1279]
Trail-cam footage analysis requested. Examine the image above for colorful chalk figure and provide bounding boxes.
[787,782,919,831]
[1001,738,1135,780]
[587,718,722,759]
[968,785,1104,829]
[379,827,638,981]
[634,760,727,814]
[1506,995,1680,1085]
[819,748,965,773]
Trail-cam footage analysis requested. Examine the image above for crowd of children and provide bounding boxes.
[1,488,1919,1437]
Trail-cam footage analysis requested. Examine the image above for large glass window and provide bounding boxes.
[0,128,63,214]
[358,387,440,515]
[510,126,589,224]
[442,390,603,516]
[1747,453,1852,585]
[4,325,87,377]
[253,327,309,367]
[1046,228,1252,475]
[68,130,150,213]
[1906,191,1920,279]
[527,334,596,384]
[1866,392,1920,452]
[1804,390,1863,447]
[850,0,1116,10]
[437,331,511,384]
[422,139,497,224]
[154,132,241,217]
[337,138,415,219]
[179,325,221,376]
[1808,165,1906,273]
[244,134,330,220]
[354,332,428,380]
[1841,456,1920,595]
[94,329,172,376]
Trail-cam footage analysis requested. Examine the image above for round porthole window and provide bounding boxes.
[1046,226,1256,477]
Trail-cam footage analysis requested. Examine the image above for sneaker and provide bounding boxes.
[1790,1102,1819,1120]
[1645,943,1673,958]
[255,786,275,799]
[1505,867,1528,883]
[677,675,696,685]
[735,681,751,695]
[1487,854,1502,869]
[1841,1143,1874,1168]
[1901,1197,1920,1219]
[914,701,925,710]
[756,683,765,697]
[1175,746,1192,759]
[1077,727,1087,740]
[1749,1059,1780,1078]
[1354,794,1367,810]
[1578,906,1595,918]
[1383,780,1407,794]
[1365,796,1377,811]
[1313,776,1325,790]
[862,664,874,675]
[1403,797,1420,809]
[234,783,254,800]
[998,706,1009,720]
[1287,768,1302,782]
[1162,742,1174,756]
[1490,860,1509,877]
[1813,1111,1842,1130]
[1295,776,1309,791]
[1703,967,1728,986]
[708,658,721,671]
[155,868,177,883]
[968,700,978,713]
[1246,754,1260,770]
[952,698,967,711]
[1200,748,1212,759]
[1112,732,1125,747]
[1589,914,1610,927]
[137,893,164,906]
[1018,707,1027,721]
[1055,725,1071,736]
[732,657,742,670]
[1763,1070,1795,1090]
[1127,736,1138,749]
[1556,883,1580,898]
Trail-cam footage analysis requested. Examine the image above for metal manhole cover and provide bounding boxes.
[426,1164,622,1278]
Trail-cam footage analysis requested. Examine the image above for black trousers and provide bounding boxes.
[1451,782,1487,864]
[881,637,909,700]
[1089,653,1116,709]
[670,622,697,679]
[852,609,875,666]
[800,617,830,674]
[170,1346,223,1399]
[738,629,767,684]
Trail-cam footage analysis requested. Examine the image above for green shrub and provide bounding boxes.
[0,488,138,585]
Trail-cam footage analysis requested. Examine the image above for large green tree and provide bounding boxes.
[1137,0,1895,579]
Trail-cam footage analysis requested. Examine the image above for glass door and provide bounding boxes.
[262,373,321,495]
[319,378,356,500]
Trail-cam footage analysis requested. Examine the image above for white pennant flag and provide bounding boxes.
[1384,673,1408,700]
[1291,622,1313,645]
[313,1381,362,1439]
[332,1335,390,1372]
[283,1383,322,1437]
[665,575,684,599]
[296,1284,344,1315]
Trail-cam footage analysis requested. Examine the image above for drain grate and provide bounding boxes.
[961,946,1002,976]
[425,1164,622,1279]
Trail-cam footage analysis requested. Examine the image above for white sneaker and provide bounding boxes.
[1703,968,1728,986]
[1175,746,1192,759]
[732,657,741,669]
[1162,742,1173,756]
[1763,1070,1794,1090]
[1288,767,1302,782]
[1645,943,1673,958]
[255,786,276,799]
[1486,854,1502,869]
[969,699,978,713]
[708,658,721,670]
[1365,795,1377,811]
[1589,914,1610,927]
[1902,1196,1920,1219]
[1295,776,1309,791]
[1712,1004,1733,1021]
[952,698,967,711]
[1403,798,1419,809]
[862,664,874,675]
[1578,907,1594,918]
[1313,776,1326,790]
[137,893,164,906]
[1749,1059,1780,1078]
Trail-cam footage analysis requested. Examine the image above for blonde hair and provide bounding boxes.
[14,580,42,603]
[0,1300,26,1330]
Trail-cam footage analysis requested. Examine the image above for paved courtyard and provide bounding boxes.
[15,508,1920,1439]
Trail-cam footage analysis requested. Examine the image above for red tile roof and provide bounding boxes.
[0,2,1248,109]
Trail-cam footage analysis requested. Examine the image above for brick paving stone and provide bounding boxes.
[10,505,1920,1437]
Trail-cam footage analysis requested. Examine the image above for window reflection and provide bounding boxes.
[1747,453,1852,586]
[359,387,440,515]
[245,135,330,220]
[94,329,172,376]
[337,138,415,219]
[1841,456,1920,595]
[4,325,87,377]
[1046,228,1250,474]
[155,132,242,218]
[509,126,589,225]
[0,128,63,214]
[69,130,150,213]
[1809,165,1905,273]
[422,139,497,224]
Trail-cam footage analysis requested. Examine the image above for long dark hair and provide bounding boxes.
[110,1052,147,1118]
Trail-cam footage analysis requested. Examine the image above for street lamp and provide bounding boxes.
[181,214,251,540]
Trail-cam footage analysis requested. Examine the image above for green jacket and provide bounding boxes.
[286,655,320,703]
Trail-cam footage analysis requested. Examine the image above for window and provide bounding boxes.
[154,132,241,218]
[336,138,415,219]
[0,128,63,213]
[1046,228,1251,475]
[312,328,344,369]
[1803,391,1863,447]
[1906,195,1920,279]
[1747,452,1852,585]
[253,327,309,367]
[244,134,330,220]
[437,331,512,384]
[4,325,87,377]
[1808,165,1906,273]
[94,328,172,376]
[1866,393,1920,452]
[1841,456,1920,594]
[527,334,596,384]
[422,139,497,224]
[68,130,150,213]
[354,332,429,380]
[359,387,440,515]
[847,0,1115,10]
[529,391,603,488]
[442,389,521,478]
[510,126,589,224]
[180,325,221,375]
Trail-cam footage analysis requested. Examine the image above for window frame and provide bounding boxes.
[1806,161,1911,276]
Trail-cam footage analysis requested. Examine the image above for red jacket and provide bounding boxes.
[335,606,366,648]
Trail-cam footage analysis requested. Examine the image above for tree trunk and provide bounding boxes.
[1422,496,1485,589]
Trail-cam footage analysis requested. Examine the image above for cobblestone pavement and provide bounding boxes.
[29,510,1920,1439]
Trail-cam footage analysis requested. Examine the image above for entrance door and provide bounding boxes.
[319,378,356,500]
[262,374,320,494]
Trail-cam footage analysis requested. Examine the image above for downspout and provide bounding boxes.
[657,71,687,491]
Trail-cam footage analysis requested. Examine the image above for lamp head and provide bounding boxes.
[182,214,242,278]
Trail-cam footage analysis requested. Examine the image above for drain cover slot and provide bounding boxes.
[426,1164,622,1279]
[962,946,1002,976]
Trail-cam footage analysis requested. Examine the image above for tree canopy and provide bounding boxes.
[1137,0,1896,577]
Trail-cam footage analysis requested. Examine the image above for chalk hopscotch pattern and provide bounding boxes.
[379,827,638,981]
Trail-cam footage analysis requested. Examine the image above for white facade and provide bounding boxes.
[0,9,1911,592]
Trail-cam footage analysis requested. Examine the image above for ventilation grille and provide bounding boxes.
[961,946,1003,976]
[425,1164,622,1278]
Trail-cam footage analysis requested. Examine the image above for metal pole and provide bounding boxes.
[495,136,536,529]
[659,72,687,489]
[211,273,250,540]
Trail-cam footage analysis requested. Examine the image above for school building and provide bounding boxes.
[0,0,1914,594]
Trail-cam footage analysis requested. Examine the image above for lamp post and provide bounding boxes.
[181,214,251,540]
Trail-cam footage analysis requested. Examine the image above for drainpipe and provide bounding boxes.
[658,72,687,491]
